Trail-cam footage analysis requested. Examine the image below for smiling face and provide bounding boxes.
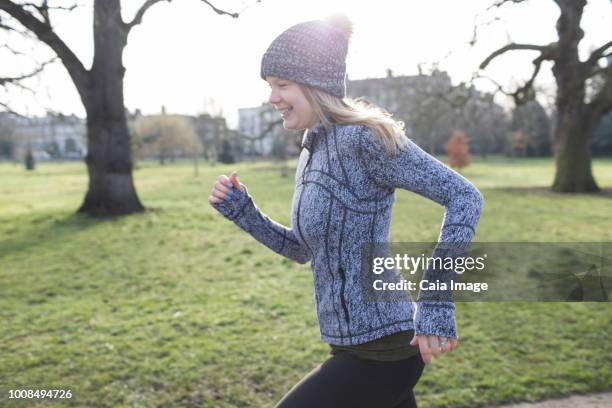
[266,76,318,131]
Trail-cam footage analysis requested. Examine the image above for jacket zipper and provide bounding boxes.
[301,130,318,184]
[338,267,351,326]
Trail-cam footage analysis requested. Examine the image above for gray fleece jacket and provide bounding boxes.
[212,121,484,346]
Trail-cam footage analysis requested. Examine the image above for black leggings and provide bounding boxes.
[274,352,425,408]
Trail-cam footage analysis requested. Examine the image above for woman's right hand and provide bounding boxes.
[410,334,458,364]
[208,171,246,205]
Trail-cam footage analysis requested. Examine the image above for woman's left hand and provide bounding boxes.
[410,335,458,364]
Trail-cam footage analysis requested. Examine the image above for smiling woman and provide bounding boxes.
[265,76,318,131]
[208,12,484,408]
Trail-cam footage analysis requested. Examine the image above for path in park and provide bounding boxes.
[489,391,612,408]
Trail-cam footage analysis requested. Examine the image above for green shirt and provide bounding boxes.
[329,330,420,361]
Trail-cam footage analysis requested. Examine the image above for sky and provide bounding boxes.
[1,0,611,128]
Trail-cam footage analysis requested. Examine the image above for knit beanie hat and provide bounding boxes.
[260,14,353,98]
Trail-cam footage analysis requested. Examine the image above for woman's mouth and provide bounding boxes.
[279,107,293,118]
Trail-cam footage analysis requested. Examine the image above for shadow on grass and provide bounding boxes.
[0,210,158,259]
[501,186,612,198]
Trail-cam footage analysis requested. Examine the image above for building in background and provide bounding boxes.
[238,104,274,156]
[194,113,244,162]
[238,103,301,158]
[10,112,87,160]
[127,108,244,163]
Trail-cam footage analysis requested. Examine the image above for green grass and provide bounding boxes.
[1,156,611,407]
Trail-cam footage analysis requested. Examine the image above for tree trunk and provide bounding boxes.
[550,0,600,193]
[429,131,436,155]
[79,113,143,215]
[78,0,143,215]
[552,109,598,192]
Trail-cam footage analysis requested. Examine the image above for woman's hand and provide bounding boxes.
[208,171,246,204]
[410,334,458,364]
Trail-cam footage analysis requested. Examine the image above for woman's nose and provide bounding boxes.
[268,90,281,104]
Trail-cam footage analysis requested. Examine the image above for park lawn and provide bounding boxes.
[0,156,611,407]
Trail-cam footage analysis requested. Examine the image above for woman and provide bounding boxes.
[209,14,484,408]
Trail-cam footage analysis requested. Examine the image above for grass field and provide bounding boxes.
[1,156,612,407]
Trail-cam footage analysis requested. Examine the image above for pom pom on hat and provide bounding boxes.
[324,13,353,43]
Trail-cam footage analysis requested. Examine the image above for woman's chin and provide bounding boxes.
[282,120,301,131]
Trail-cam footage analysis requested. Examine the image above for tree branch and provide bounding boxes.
[0,16,20,31]
[487,0,528,11]
[124,0,169,32]
[472,72,516,97]
[0,0,89,98]
[125,0,242,33]
[1,42,25,56]
[242,117,283,141]
[0,56,56,85]
[199,0,239,18]
[584,40,612,69]
[586,67,612,125]
[474,52,545,107]
[0,14,36,38]
[34,0,50,26]
[19,1,78,13]
[22,0,79,28]
[0,100,25,116]
[414,82,474,110]
[588,64,612,80]
[468,15,501,47]
[479,43,554,70]
[511,54,545,105]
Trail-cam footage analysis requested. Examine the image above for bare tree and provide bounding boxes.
[407,85,457,154]
[511,99,552,157]
[479,0,612,192]
[0,0,252,215]
[131,112,202,165]
[452,89,508,158]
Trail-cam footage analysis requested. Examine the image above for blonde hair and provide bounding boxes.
[299,84,409,157]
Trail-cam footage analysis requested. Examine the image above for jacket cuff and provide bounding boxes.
[211,187,253,222]
[413,300,457,339]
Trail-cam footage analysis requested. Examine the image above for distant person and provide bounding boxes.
[209,14,484,408]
